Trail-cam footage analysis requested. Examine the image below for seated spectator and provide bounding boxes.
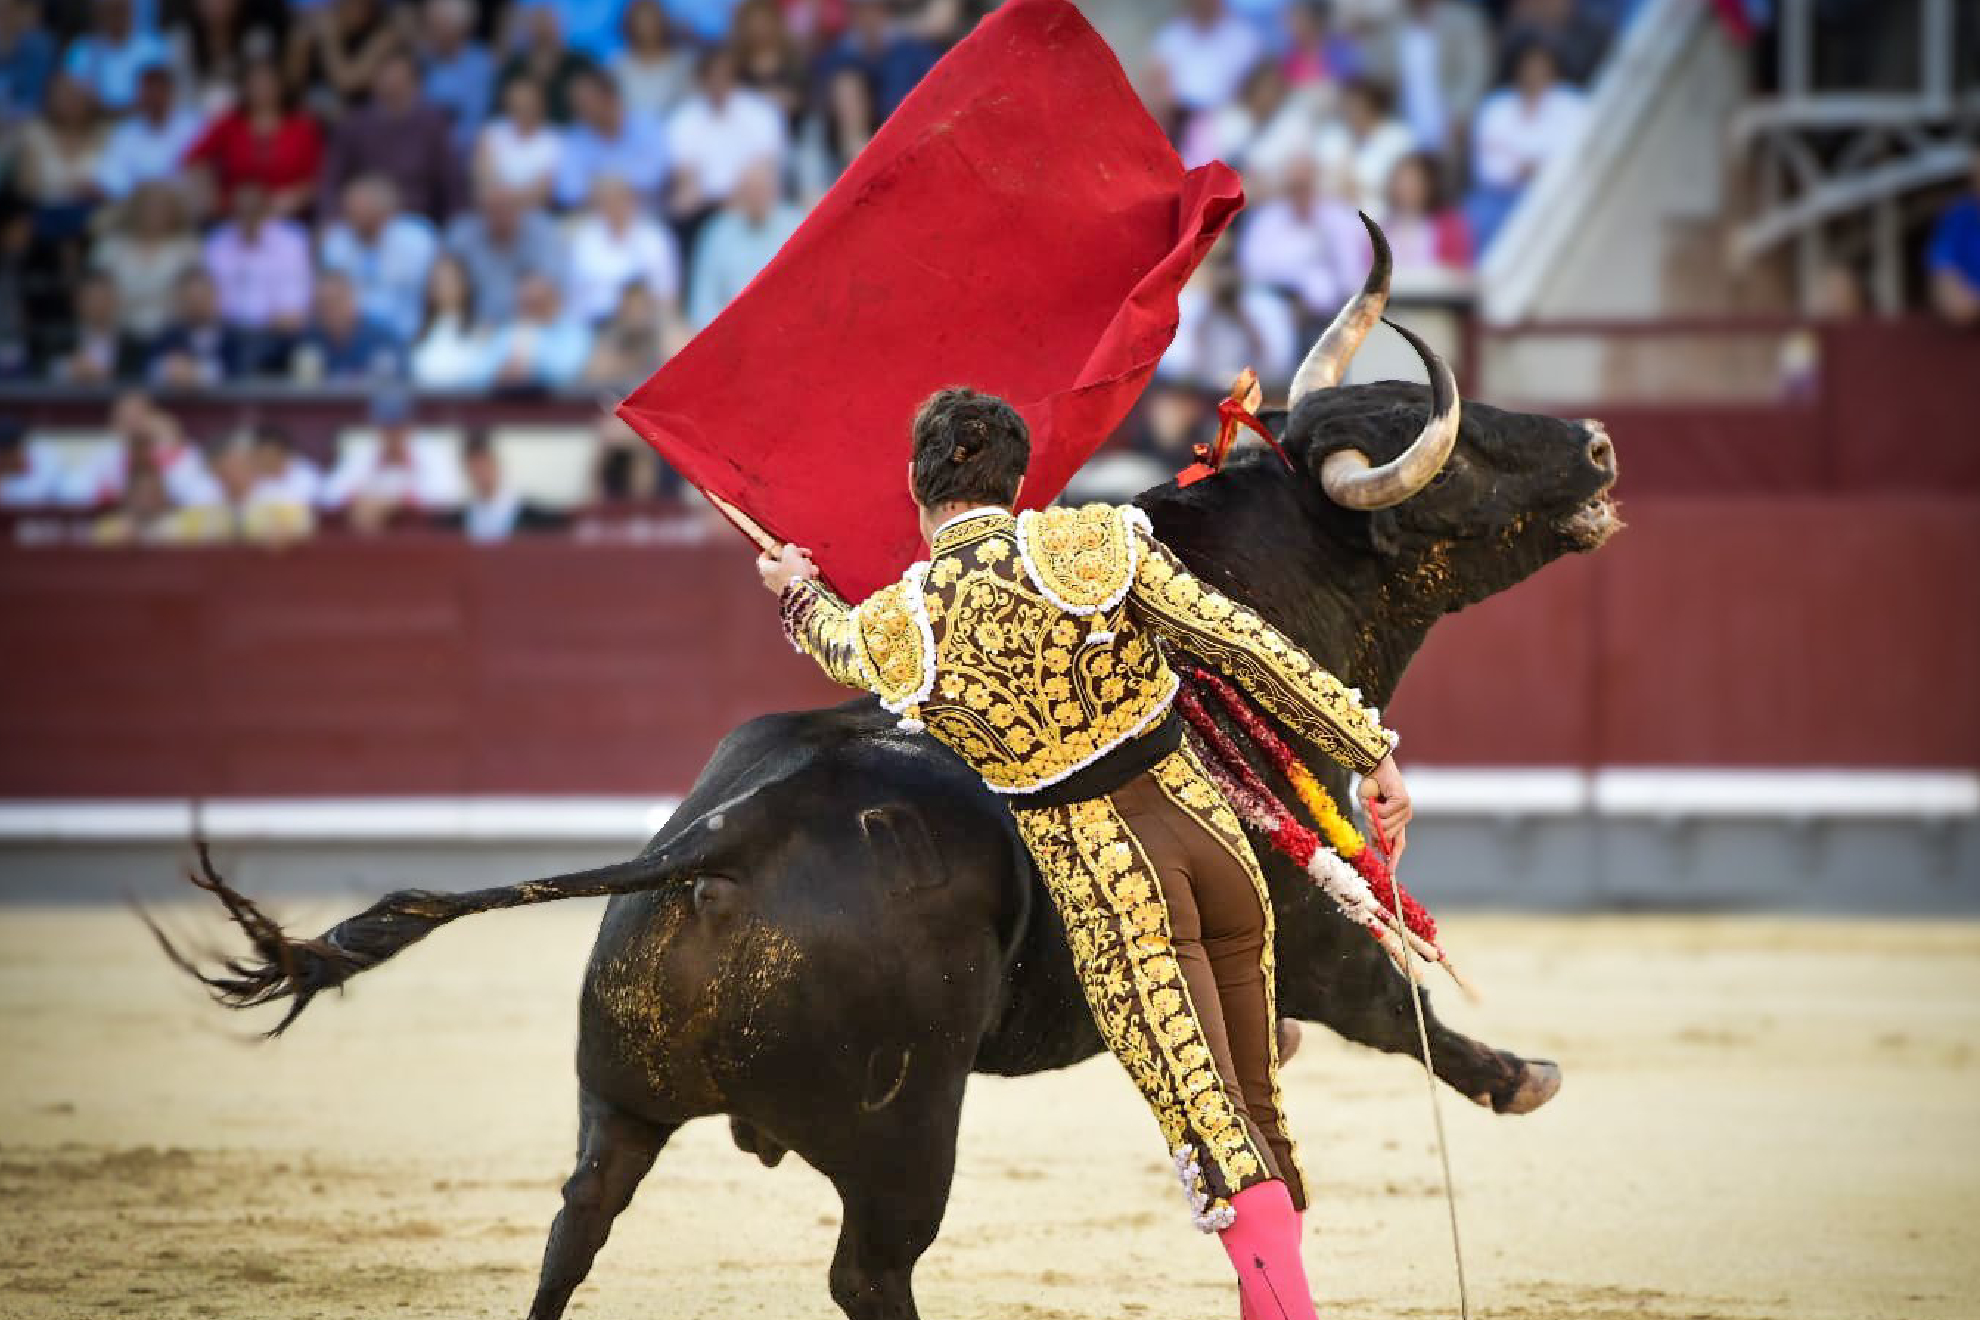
[496,5,592,123]
[663,0,747,45]
[0,0,57,128]
[612,0,696,121]
[171,441,317,544]
[665,48,787,223]
[185,55,324,220]
[1468,38,1587,250]
[1237,154,1369,323]
[1363,0,1492,156]
[481,270,591,388]
[794,63,874,199]
[319,174,439,341]
[320,49,463,223]
[93,62,202,201]
[91,181,201,340]
[411,252,490,387]
[49,269,145,382]
[1500,0,1612,88]
[321,391,462,529]
[150,266,260,384]
[476,74,565,210]
[65,393,221,510]
[444,185,564,326]
[1927,146,1980,329]
[590,411,669,502]
[1314,76,1414,206]
[816,0,937,123]
[61,0,177,113]
[203,182,312,335]
[1380,150,1473,280]
[247,422,325,508]
[1161,257,1297,388]
[557,67,669,208]
[568,176,681,324]
[687,156,801,329]
[1280,0,1362,91]
[1181,60,1315,182]
[291,268,406,381]
[285,0,402,111]
[0,198,30,377]
[89,463,177,543]
[0,418,68,507]
[732,0,807,128]
[582,280,669,386]
[17,73,108,242]
[171,0,283,114]
[1150,0,1263,114]
[419,0,495,150]
[439,434,564,541]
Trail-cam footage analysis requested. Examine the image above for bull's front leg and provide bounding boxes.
[1274,889,1561,1115]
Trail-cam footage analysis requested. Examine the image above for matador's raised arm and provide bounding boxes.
[779,578,877,693]
[1125,521,1397,775]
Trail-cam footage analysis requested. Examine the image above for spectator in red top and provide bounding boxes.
[186,55,323,220]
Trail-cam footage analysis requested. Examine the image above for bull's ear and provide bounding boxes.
[859,805,946,894]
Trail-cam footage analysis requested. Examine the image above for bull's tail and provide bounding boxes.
[144,840,680,1036]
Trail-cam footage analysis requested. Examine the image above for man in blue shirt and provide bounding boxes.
[688,156,801,329]
[293,270,407,382]
[1928,146,1980,329]
[62,0,175,112]
[816,0,938,122]
[556,67,668,207]
[0,0,55,125]
[419,0,494,151]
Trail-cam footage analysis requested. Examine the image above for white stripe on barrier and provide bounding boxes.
[0,770,1973,842]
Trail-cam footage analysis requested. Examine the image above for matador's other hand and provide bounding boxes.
[1359,754,1413,860]
[757,543,818,595]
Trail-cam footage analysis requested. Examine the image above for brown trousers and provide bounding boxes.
[1012,745,1305,1227]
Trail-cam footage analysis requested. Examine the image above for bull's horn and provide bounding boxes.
[1287,211,1391,408]
[1319,318,1460,511]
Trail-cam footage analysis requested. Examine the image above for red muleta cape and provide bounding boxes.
[617,0,1243,602]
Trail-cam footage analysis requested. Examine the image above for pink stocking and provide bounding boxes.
[1219,1181,1316,1320]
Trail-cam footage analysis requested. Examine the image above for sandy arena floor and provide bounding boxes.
[1,903,1976,1320]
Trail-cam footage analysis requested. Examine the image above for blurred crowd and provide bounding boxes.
[0,0,1635,397]
[0,0,1644,543]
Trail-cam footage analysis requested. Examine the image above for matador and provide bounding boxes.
[760,387,1413,1320]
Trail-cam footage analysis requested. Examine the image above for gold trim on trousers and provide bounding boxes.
[1012,744,1306,1226]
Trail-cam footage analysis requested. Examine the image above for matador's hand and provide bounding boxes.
[1359,754,1412,862]
[757,543,818,595]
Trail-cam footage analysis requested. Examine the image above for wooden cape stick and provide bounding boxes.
[706,490,781,555]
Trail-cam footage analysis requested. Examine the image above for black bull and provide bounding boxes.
[157,383,1620,1320]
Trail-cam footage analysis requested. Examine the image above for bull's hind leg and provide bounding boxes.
[818,1097,962,1320]
[526,1091,676,1320]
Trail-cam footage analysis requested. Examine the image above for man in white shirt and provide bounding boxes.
[1149,0,1264,113]
[567,175,681,324]
[318,175,440,341]
[1160,259,1298,387]
[1469,39,1587,246]
[1363,0,1493,156]
[664,48,787,216]
[94,62,201,200]
[321,392,464,530]
[0,421,67,508]
[61,393,222,510]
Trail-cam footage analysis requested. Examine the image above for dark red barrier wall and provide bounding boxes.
[2,497,1974,797]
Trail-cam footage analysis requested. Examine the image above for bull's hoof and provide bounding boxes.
[1495,1059,1562,1115]
[1277,1017,1303,1064]
[729,1117,789,1168]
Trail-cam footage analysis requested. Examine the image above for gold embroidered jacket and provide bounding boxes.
[779,504,1396,793]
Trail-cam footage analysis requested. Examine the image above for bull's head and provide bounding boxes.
[1141,215,1621,693]
[1278,214,1620,613]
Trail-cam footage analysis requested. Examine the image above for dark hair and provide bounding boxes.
[908,387,1029,509]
